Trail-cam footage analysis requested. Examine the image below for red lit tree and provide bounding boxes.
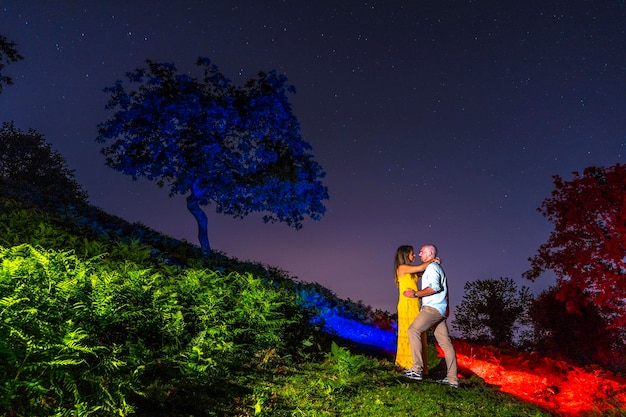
[524,164,626,332]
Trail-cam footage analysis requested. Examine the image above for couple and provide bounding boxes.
[394,244,458,388]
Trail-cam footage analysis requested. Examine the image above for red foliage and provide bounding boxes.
[450,340,626,416]
[525,164,626,331]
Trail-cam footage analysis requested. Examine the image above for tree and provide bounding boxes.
[529,284,624,369]
[97,58,328,253]
[523,164,626,332]
[0,122,87,205]
[0,35,24,94]
[452,277,533,347]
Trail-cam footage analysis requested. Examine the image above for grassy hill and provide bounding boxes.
[2,195,621,416]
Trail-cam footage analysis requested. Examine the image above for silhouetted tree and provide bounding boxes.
[97,58,328,253]
[452,277,533,347]
[0,122,87,205]
[523,164,626,333]
[0,35,23,94]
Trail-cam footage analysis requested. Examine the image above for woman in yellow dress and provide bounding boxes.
[394,245,437,372]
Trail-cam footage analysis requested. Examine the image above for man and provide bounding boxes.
[402,244,459,388]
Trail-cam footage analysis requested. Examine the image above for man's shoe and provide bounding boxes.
[403,369,422,380]
[437,378,459,388]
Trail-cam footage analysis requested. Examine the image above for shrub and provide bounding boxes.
[0,243,308,415]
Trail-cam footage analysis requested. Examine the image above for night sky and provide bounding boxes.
[2,1,625,319]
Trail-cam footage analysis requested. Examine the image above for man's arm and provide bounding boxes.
[402,264,442,298]
[403,287,436,299]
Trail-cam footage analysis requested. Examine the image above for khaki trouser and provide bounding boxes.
[407,306,458,384]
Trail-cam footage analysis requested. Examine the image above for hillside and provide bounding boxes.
[1,195,625,416]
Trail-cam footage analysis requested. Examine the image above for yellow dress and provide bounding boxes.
[395,273,428,373]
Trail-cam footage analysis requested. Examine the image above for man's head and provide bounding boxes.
[418,244,438,262]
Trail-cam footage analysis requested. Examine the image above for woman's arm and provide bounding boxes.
[396,257,440,277]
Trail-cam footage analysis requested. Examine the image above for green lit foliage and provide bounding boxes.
[0,245,135,416]
[318,342,370,394]
[97,58,329,252]
[0,242,306,416]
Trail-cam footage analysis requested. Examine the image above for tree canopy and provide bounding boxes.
[523,164,626,331]
[0,35,23,94]
[0,122,87,205]
[97,58,328,252]
[452,277,533,347]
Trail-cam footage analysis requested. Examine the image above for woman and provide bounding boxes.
[394,245,437,372]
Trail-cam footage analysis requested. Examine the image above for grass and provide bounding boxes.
[226,343,552,417]
[2,194,624,416]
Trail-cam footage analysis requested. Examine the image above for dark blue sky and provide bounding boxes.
[2,1,625,317]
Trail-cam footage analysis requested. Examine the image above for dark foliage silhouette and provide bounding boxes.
[0,34,23,93]
[530,284,625,370]
[452,277,533,347]
[0,122,87,207]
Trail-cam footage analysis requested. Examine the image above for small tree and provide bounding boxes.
[0,35,23,94]
[0,122,87,205]
[452,277,533,347]
[97,58,329,253]
[523,164,626,332]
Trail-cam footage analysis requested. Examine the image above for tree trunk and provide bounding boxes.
[186,194,211,253]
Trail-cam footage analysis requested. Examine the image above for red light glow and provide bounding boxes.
[451,340,626,416]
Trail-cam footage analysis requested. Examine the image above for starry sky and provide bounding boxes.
[2,1,625,319]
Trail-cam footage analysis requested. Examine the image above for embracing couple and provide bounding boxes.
[393,244,459,388]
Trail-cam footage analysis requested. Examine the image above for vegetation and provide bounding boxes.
[0,241,304,415]
[0,122,88,207]
[452,277,533,348]
[1,35,623,416]
[529,284,624,370]
[524,163,626,368]
[0,34,23,93]
[0,195,560,416]
[96,58,329,252]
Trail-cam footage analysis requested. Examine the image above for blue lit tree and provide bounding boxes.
[97,58,328,252]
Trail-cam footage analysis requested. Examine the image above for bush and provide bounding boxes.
[0,243,308,416]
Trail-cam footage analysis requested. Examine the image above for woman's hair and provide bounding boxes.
[393,245,414,287]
